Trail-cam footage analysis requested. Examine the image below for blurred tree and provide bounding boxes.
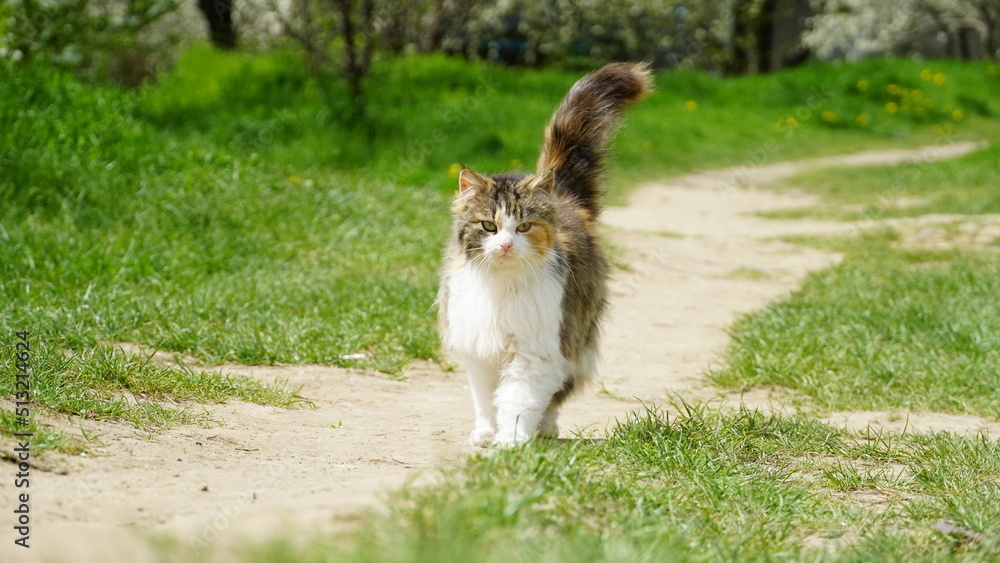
[249,0,752,73]
[269,0,486,105]
[378,0,416,54]
[729,0,751,74]
[246,0,998,80]
[459,0,732,70]
[804,0,999,61]
[337,0,375,103]
[755,0,778,72]
[410,0,482,54]
[422,0,452,53]
[271,0,375,108]
[197,0,236,49]
[727,0,781,75]
[974,0,1000,57]
[1,0,183,84]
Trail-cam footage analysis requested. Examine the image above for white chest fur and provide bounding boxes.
[445,261,564,361]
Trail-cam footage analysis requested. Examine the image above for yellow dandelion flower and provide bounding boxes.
[933,73,945,85]
[287,174,302,185]
[887,84,900,95]
[885,102,899,114]
[821,110,839,123]
[932,124,944,136]
[855,113,870,126]
[911,89,924,100]
[951,109,964,121]
[856,79,870,92]
[684,100,699,112]
[785,116,800,128]
[920,69,933,81]
[447,162,463,178]
[510,158,523,168]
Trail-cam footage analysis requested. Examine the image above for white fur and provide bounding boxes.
[444,220,567,446]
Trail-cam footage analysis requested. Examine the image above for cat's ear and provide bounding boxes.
[458,168,489,198]
[526,167,555,192]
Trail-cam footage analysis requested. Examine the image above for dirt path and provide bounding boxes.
[5,142,999,562]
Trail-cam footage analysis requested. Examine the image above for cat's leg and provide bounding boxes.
[462,356,500,447]
[537,343,598,440]
[494,352,565,445]
[537,405,559,439]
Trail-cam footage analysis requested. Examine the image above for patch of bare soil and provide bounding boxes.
[3,141,995,562]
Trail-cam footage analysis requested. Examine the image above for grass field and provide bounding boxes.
[710,232,1000,416]
[4,48,998,378]
[710,129,1000,416]
[763,143,1000,220]
[3,47,1000,560]
[188,407,1000,562]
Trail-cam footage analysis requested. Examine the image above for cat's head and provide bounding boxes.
[450,168,557,269]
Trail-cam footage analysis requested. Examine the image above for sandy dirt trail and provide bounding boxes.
[5,142,999,562]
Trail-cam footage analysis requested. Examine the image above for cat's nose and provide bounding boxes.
[500,242,512,254]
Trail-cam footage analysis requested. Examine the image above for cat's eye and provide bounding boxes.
[516,222,532,233]
[482,221,498,232]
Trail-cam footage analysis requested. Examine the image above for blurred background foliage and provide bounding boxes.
[2,0,998,96]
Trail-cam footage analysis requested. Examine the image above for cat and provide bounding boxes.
[437,63,652,447]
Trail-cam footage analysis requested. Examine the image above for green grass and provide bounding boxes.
[170,407,1000,562]
[5,48,999,381]
[2,56,446,375]
[764,142,1000,220]
[0,408,88,456]
[608,57,1000,200]
[710,107,1000,416]
[712,231,1000,416]
[0,338,304,433]
[5,48,1000,454]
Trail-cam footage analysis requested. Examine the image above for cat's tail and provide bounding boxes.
[537,62,653,217]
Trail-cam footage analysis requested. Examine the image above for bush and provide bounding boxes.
[1,0,191,85]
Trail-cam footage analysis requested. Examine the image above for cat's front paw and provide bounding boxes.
[469,427,496,448]
[492,431,528,448]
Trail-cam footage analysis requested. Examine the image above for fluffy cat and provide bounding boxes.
[437,63,652,447]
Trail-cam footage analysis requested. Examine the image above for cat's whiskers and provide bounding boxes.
[468,252,493,273]
[516,255,544,289]
[524,247,579,293]
[466,243,496,270]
